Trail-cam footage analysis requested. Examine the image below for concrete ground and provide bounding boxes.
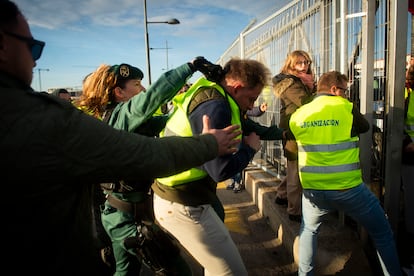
[221,160,376,276]
[155,159,411,275]
[218,180,298,275]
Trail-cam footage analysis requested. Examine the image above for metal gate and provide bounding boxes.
[217,0,409,233]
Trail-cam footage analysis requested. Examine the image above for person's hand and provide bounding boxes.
[201,115,241,156]
[243,132,261,152]
[260,102,268,112]
[297,72,315,90]
[192,56,225,83]
[283,129,295,141]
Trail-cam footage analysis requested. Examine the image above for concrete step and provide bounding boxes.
[243,162,373,275]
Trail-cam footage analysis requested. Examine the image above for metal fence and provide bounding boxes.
[216,0,409,231]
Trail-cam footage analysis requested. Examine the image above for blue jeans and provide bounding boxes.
[232,172,242,184]
[299,183,401,276]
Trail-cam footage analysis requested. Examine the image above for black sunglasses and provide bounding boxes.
[3,31,45,61]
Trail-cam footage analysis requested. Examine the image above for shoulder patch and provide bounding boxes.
[188,87,225,114]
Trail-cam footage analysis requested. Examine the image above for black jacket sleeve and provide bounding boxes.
[351,104,370,137]
[242,117,284,140]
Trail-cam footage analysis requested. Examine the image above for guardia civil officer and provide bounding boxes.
[77,58,225,275]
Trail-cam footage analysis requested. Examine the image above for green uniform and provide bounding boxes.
[102,63,196,275]
[108,64,194,133]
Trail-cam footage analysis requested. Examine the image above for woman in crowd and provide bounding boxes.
[272,50,316,222]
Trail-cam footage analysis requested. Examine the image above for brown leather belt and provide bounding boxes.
[106,194,154,222]
[106,194,134,213]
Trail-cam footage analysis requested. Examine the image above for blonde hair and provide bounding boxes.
[280,50,313,76]
[75,64,117,119]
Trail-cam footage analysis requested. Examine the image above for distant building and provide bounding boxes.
[47,87,82,100]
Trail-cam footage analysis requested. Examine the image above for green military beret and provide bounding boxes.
[110,63,144,81]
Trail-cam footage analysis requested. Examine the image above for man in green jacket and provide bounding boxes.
[0,1,241,274]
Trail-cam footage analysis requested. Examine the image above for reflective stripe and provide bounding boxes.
[300,162,360,173]
[298,141,358,152]
[163,126,177,137]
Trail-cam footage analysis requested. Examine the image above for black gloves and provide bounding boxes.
[192,56,225,83]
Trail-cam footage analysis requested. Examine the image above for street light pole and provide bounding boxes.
[150,40,172,71]
[143,0,151,84]
[143,0,179,85]
[37,68,49,91]
[166,40,169,70]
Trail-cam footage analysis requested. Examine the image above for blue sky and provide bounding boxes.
[13,0,288,91]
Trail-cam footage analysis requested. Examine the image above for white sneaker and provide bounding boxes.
[233,181,243,193]
[226,179,235,190]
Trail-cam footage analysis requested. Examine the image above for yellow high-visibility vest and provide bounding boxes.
[405,87,414,140]
[290,95,362,190]
[157,77,242,186]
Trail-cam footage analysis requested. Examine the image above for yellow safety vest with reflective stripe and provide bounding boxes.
[289,95,362,190]
[157,77,242,186]
[405,87,414,140]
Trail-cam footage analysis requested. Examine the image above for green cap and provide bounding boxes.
[110,64,144,80]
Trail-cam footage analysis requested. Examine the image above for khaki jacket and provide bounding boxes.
[273,73,314,160]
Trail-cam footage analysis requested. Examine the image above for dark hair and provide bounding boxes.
[0,0,20,30]
[58,89,69,94]
[52,88,69,97]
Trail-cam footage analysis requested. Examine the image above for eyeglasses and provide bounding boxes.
[336,86,350,97]
[3,31,45,61]
[295,60,311,66]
